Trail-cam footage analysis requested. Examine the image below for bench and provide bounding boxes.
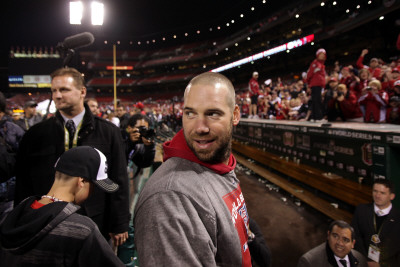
[232,140,372,222]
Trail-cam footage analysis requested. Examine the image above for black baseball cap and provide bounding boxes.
[54,146,119,193]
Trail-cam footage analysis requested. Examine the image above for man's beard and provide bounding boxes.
[185,120,233,164]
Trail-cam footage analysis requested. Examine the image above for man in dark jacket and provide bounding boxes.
[351,178,400,267]
[14,67,130,247]
[1,146,124,267]
[123,113,155,211]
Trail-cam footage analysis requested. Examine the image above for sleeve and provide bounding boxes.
[79,227,125,267]
[339,94,358,113]
[356,56,365,70]
[134,191,217,267]
[248,217,271,267]
[107,126,130,234]
[296,255,311,267]
[351,206,368,257]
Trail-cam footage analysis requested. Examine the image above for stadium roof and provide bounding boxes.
[4,0,295,49]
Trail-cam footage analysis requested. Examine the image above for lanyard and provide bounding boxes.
[373,214,382,234]
[24,118,30,130]
[64,120,82,151]
[371,213,384,244]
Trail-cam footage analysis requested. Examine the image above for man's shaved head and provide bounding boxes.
[184,72,236,111]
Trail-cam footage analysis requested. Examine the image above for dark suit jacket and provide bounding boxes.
[351,203,400,266]
[297,242,367,267]
[14,104,130,237]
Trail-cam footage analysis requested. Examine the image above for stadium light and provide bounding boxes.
[70,1,83,25]
[91,2,104,25]
[211,34,314,73]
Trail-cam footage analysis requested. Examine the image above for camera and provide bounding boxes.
[337,92,344,97]
[138,126,155,140]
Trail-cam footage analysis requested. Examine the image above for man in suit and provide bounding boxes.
[14,67,130,247]
[298,220,367,267]
[351,178,400,267]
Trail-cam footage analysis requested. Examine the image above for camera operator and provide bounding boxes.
[123,114,156,210]
[124,113,156,171]
[327,83,363,122]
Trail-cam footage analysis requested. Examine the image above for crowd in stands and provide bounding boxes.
[237,48,400,124]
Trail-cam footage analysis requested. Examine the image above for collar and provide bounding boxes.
[163,129,236,175]
[334,254,349,267]
[374,203,392,216]
[61,109,85,128]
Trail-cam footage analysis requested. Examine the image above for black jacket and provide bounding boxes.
[0,196,124,266]
[14,104,130,236]
[352,203,400,267]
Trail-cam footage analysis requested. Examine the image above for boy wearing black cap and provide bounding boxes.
[0,146,124,266]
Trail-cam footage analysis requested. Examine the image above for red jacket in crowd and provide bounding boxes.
[356,56,381,79]
[358,92,387,122]
[306,59,326,87]
[248,78,260,96]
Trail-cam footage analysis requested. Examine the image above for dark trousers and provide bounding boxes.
[311,86,323,120]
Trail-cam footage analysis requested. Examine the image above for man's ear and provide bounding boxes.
[81,87,87,99]
[77,177,85,189]
[233,105,241,126]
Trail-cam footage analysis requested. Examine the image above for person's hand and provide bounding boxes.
[142,136,153,146]
[361,49,369,57]
[337,95,345,102]
[109,232,129,247]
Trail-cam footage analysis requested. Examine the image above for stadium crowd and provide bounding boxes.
[238,48,400,124]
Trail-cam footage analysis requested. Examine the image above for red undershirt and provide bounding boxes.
[31,200,46,209]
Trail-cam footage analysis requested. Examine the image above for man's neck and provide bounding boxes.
[375,202,391,210]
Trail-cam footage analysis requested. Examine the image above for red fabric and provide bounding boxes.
[248,78,260,96]
[241,103,249,115]
[397,33,400,51]
[379,90,389,105]
[352,79,369,99]
[328,92,363,119]
[340,76,356,90]
[356,56,381,79]
[359,92,385,122]
[30,200,45,209]
[222,186,252,267]
[306,59,326,87]
[163,129,236,175]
